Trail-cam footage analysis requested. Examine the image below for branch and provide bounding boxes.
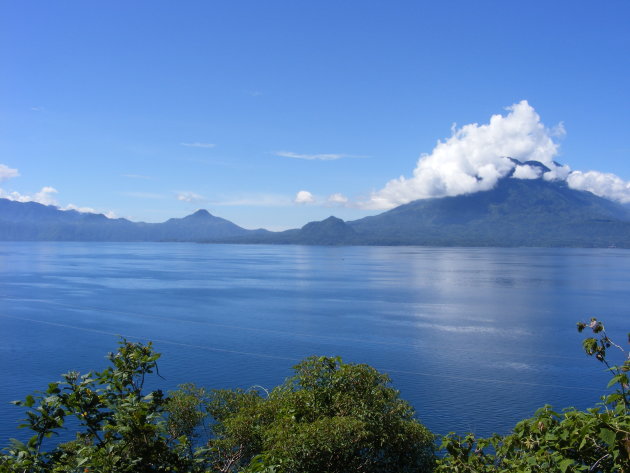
[589,452,611,472]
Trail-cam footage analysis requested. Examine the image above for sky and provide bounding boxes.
[1,1,629,230]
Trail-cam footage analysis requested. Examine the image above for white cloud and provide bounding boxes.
[567,170,630,203]
[276,151,357,161]
[512,165,542,179]
[294,190,315,204]
[544,163,571,181]
[0,186,59,205]
[0,164,19,182]
[33,187,59,205]
[361,100,567,209]
[211,192,349,208]
[64,203,97,213]
[327,193,349,205]
[180,142,216,148]
[177,191,206,203]
[551,122,566,138]
[63,203,117,218]
[0,176,116,217]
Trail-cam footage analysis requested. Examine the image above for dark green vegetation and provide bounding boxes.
[4,167,630,247]
[436,319,630,472]
[2,320,629,472]
[0,347,434,472]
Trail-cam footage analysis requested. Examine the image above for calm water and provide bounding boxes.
[1,242,628,446]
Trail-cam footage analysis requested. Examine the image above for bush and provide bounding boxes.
[208,356,435,473]
[436,319,630,473]
[1,339,191,472]
[4,319,627,472]
[1,346,435,472]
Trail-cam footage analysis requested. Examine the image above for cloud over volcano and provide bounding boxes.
[361,101,630,210]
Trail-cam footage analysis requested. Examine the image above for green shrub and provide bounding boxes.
[436,319,630,473]
[210,356,436,473]
[1,345,434,472]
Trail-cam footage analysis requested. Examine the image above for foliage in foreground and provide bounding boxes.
[2,319,629,472]
[0,344,434,472]
[436,319,630,473]
[1,340,188,472]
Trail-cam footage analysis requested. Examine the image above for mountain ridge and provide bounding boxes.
[345,178,630,246]
[2,173,630,247]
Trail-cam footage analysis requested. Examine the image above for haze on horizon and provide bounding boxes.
[1,1,629,230]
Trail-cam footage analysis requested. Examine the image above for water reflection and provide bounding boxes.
[0,242,628,445]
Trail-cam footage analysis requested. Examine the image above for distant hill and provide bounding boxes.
[226,216,358,245]
[228,176,630,247]
[3,171,630,247]
[149,209,255,241]
[0,199,255,241]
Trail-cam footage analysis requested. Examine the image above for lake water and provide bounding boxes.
[1,242,628,446]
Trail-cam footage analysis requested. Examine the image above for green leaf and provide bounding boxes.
[559,458,573,473]
[607,373,627,388]
[24,395,35,407]
[582,338,598,355]
[599,427,615,445]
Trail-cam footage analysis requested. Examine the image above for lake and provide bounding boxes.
[1,242,628,446]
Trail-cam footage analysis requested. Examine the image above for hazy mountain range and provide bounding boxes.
[2,165,630,247]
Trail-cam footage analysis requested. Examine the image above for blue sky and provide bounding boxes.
[1,1,629,229]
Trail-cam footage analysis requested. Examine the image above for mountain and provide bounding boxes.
[297,216,357,245]
[223,216,357,245]
[229,176,630,247]
[151,209,252,241]
[345,177,630,247]
[3,171,630,247]
[0,199,253,241]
